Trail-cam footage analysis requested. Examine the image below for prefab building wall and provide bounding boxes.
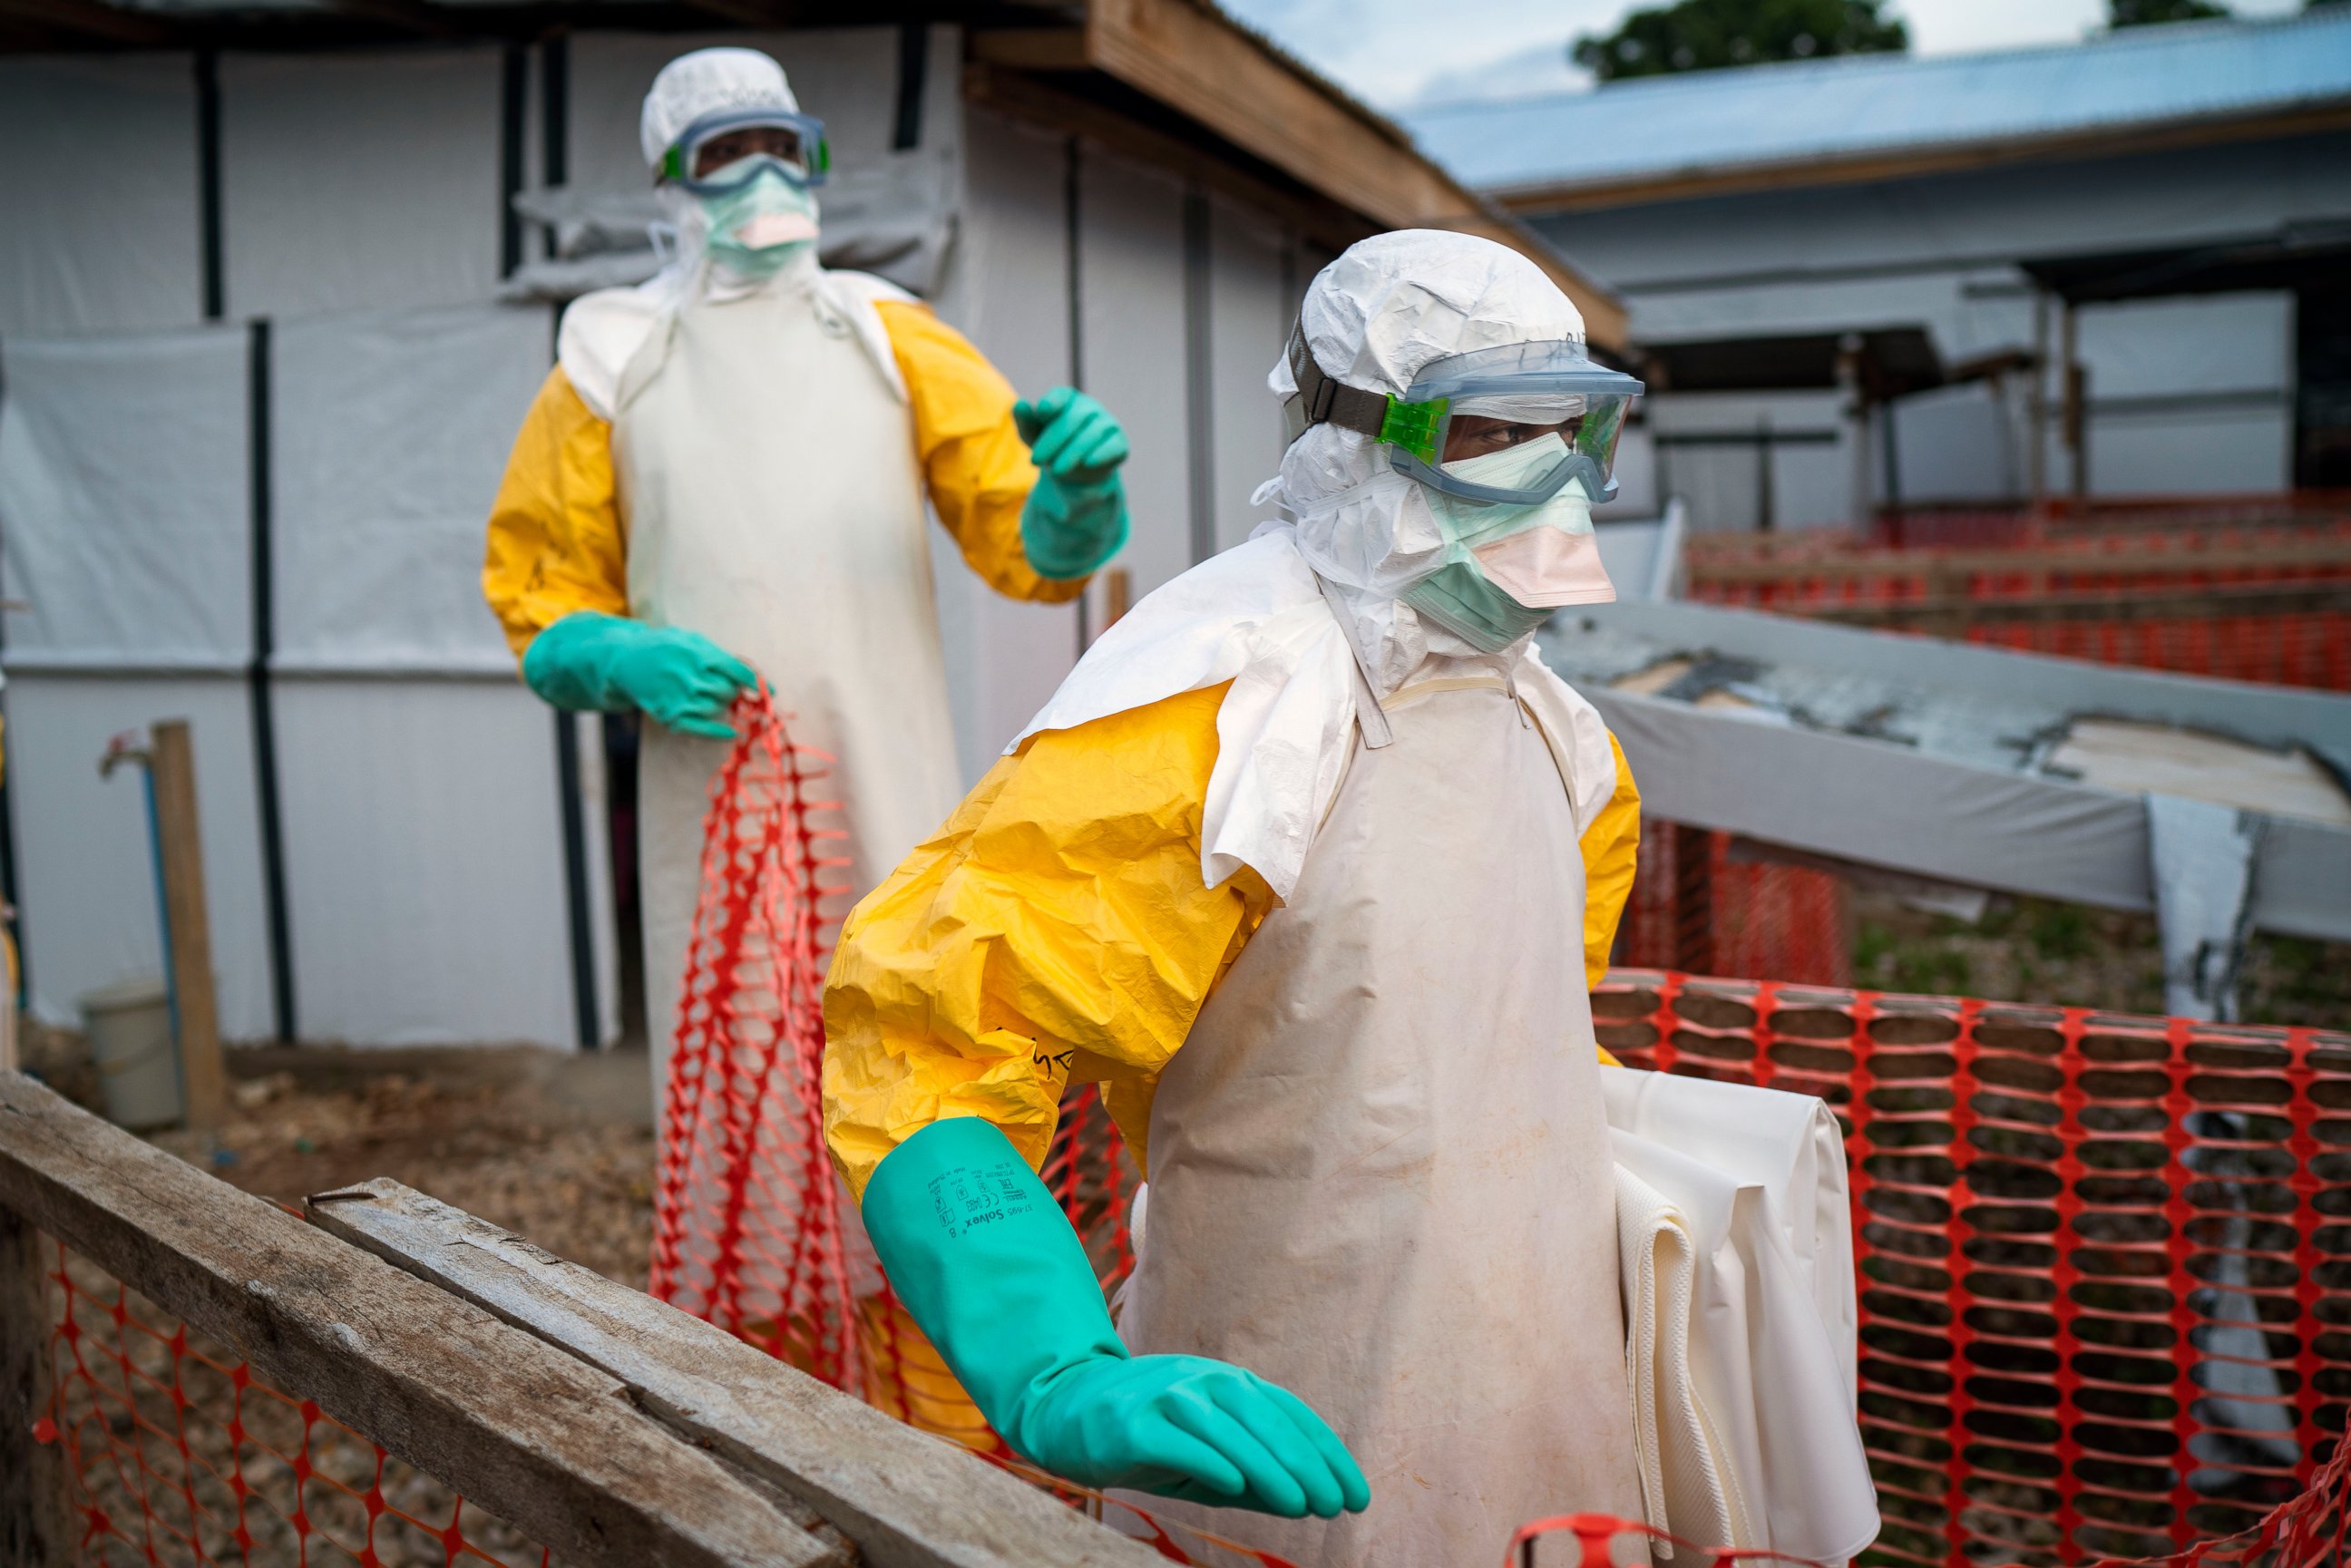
[0,25,1321,1047]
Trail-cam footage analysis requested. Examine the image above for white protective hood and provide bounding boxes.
[1012,230,1623,902]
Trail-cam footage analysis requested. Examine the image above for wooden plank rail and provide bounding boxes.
[0,1068,851,1568]
[307,1178,1166,1568]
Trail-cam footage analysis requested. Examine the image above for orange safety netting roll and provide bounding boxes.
[1592,971,2351,1568]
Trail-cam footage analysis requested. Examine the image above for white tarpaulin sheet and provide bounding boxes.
[273,683,607,1048]
[0,326,250,669]
[219,49,506,320]
[3,676,274,1039]
[273,304,552,673]
[0,54,204,336]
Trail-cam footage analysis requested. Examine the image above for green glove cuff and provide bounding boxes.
[861,1116,1124,1449]
[1020,474,1131,580]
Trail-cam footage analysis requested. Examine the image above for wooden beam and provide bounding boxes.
[309,1178,1168,1568]
[675,0,797,26]
[1489,101,2351,216]
[970,28,1088,70]
[0,1204,69,1567]
[0,0,173,44]
[147,721,224,1137]
[1078,0,1628,351]
[313,0,460,36]
[0,1071,851,1568]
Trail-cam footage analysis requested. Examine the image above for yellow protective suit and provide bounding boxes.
[483,298,1083,653]
[822,680,1640,1202]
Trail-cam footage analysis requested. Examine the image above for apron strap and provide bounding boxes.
[1312,572,1394,750]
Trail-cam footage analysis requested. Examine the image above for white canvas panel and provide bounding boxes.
[1649,391,1855,532]
[0,55,204,335]
[1596,424,1662,521]
[2076,292,2293,397]
[219,49,503,319]
[272,304,551,673]
[565,27,959,203]
[4,676,274,1041]
[2088,404,2291,496]
[927,105,1080,779]
[0,327,249,667]
[271,679,577,1047]
[1079,148,1189,599]
[1892,382,2026,503]
[1207,200,1290,556]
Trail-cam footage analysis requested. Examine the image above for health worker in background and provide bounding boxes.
[482,46,1129,1075]
[822,229,1648,1568]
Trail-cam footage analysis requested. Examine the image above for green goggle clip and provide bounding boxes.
[1377,395,1449,465]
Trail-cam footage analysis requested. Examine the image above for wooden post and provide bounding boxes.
[147,722,225,1135]
[2059,299,2087,500]
[0,1202,69,1566]
[1104,567,1133,629]
[2027,288,2049,511]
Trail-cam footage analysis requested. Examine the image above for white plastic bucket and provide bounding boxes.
[80,977,181,1131]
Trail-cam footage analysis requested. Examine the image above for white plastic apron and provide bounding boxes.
[1117,672,1645,1568]
[611,278,962,1088]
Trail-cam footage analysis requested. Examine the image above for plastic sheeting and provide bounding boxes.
[272,685,609,1047]
[219,49,506,320]
[0,326,251,670]
[924,105,1082,783]
[1078,147,1191,599]
[272,304,551,674]
[0,54,204,336]
[1,676,274,1039]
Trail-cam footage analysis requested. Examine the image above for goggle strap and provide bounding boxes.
[1284,319,1389,444]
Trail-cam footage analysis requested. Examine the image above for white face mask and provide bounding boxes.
[1421,437,1614,609]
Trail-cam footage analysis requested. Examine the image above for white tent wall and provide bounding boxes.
[1645,390,1854,532]
[925,103,1083,784]
[2071,292,2295,496]
[264,303,615,1047]
[3,676,274,1041]
[1078,148,1192,603]
[0,327,274,1036]
[271,681,591,1047]
[219,48,508,320]
[0,54,205,335]
[1206,199,1293,557]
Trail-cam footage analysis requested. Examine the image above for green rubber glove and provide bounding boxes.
[1014,387,1131,580]
[863,1116,1370,1519]
[522,610,756,740]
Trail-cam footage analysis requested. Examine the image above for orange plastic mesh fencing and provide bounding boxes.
[1617,824,1853,989]
[1682,521,2351,692]
[33,1236,551,1567]
[642,691,1268,1568]
[1590,970,2351,1568]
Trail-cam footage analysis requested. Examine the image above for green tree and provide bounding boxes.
[1572,0,1908,81]
[2109,0,2231,23]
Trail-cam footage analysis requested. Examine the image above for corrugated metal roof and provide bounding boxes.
[1405,10,2351,199]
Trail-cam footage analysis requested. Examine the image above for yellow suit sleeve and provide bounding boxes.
[874,298,1088,607]
[822,685,1271,1204]
[1580,731,1642,991]
[482,365,629,661]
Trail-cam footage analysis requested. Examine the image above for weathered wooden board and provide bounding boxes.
[0,1070,849,1568]
[1,1201,71,1566]
[307,1178,1169,1568]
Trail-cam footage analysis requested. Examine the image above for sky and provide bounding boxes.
[1220,0,2307,110]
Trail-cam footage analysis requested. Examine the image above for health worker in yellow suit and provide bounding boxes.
[824,229,1649,1568]
[483,47,1129,1081]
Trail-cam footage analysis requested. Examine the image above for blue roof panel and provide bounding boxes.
[1405,11,2351,197]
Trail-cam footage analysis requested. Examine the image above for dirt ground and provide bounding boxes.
[1849,889,2351,1030]
[24,1025,661,1290]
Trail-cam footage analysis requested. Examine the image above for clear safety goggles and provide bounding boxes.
[1283,329,1643,504]
[658,107,832,195]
